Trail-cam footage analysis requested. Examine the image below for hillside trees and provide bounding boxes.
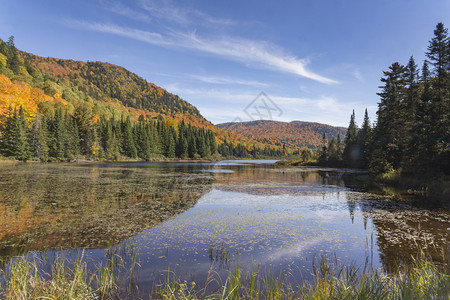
[0,106,219,161]
[0,35,286,160]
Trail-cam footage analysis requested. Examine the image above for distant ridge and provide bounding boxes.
[216,120,346,150]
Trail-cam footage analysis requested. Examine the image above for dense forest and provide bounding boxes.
[0,36,283,161]
[321,22,450,179]
[1,104,219,161]
[217,120,346,151]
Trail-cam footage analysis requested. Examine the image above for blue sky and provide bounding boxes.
[1,0,449,127]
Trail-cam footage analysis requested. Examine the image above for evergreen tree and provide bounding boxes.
[0,105,17,157]
[0,106,31,161]
[49,108,67,160]
[15,106,31,161]
[370,63,408,172]
[426,22,450,174]
[343,110,360,167]
[357,108,372,168]
[30,111,49,161]
[318,133,328,162]
[89,125,101,160]
[121,117,137,158]
[104,121,120,161]
[6,36,21,75]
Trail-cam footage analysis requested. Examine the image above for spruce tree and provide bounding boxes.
[14,106,32,162]
[343,110,360,167]
[426,22,450,174]
[319,132,328,162]
[30,111,49,161]
[121,117,137,158]
[49,108,67,160]
[0,105,17,157]
[371,63,408,172]
[357,108,372,169]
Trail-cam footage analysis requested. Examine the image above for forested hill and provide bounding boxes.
[21,53,202,118]
[0,36,284,161]
[217,120,346,150]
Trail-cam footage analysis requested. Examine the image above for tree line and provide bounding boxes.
[320,22,450,178]
[0,105,219,162]
[219,139,284,158]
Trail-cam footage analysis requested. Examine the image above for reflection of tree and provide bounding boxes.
[214,166,346,194]
[0,163,214,258]
[346,191,449,273]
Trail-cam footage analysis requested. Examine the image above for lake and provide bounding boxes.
[0,160,448,295]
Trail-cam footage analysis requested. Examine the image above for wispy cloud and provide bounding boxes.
[137,0,236,27]
[191,75,269,87]
[353,69,363,81]
[173,31,339,84]
[68,19,338,84]
[68,20,167,45]
[100,0,152,23]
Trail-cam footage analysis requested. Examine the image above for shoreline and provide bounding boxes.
[277,158,450,206]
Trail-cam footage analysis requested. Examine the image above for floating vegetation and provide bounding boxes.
[0,161,449,297]
[0,163,214,256]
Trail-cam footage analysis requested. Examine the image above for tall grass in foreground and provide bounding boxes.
[0,242,140,300]
[1,252,449,299]
[157,255,449,299]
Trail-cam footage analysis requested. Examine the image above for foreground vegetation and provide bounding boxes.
[1,250,448,299]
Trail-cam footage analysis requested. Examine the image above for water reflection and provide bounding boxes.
[0,163,214,257]
[0,160,448,295]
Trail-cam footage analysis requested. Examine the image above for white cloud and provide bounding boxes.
[353,69,363,81]
[138,0,236,27]
[100,0,152,23]
[173,31,338,84]
[69,19,338,84]
[68,20,167,45]
[162,85,358,126]
[191,75,269,87]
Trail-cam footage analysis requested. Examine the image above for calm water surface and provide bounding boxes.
[0,160,448,294]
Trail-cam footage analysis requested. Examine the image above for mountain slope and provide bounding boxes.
[0,37,273,153]
[22,53,202,117]
[217,120,346,149]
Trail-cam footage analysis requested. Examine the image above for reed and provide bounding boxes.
[1,250,448,299]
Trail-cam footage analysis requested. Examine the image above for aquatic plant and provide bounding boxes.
[1,249,448,299]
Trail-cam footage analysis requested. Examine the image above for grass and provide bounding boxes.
[157,255,450,299]
[0,243,140,299]
[1,249,449,299]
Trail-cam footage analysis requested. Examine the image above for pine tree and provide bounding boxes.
[406,61,434,175]
[165,127,176,158]
[89,125,101,160]
[355,109,372,169]
[319,132,328,162]
[0,105,17,157]
[121,117,137,158]
[405,56,420,121]
[104,122,120,161]
[426,23,449,80]
[343,110,360,167]
[0,106,31,161]
[30,111,49,161]
[6,36,21,75]
[16,107,31,161]
[49,108,67,160]
[426,22,450,174]
[371,63,408,172]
